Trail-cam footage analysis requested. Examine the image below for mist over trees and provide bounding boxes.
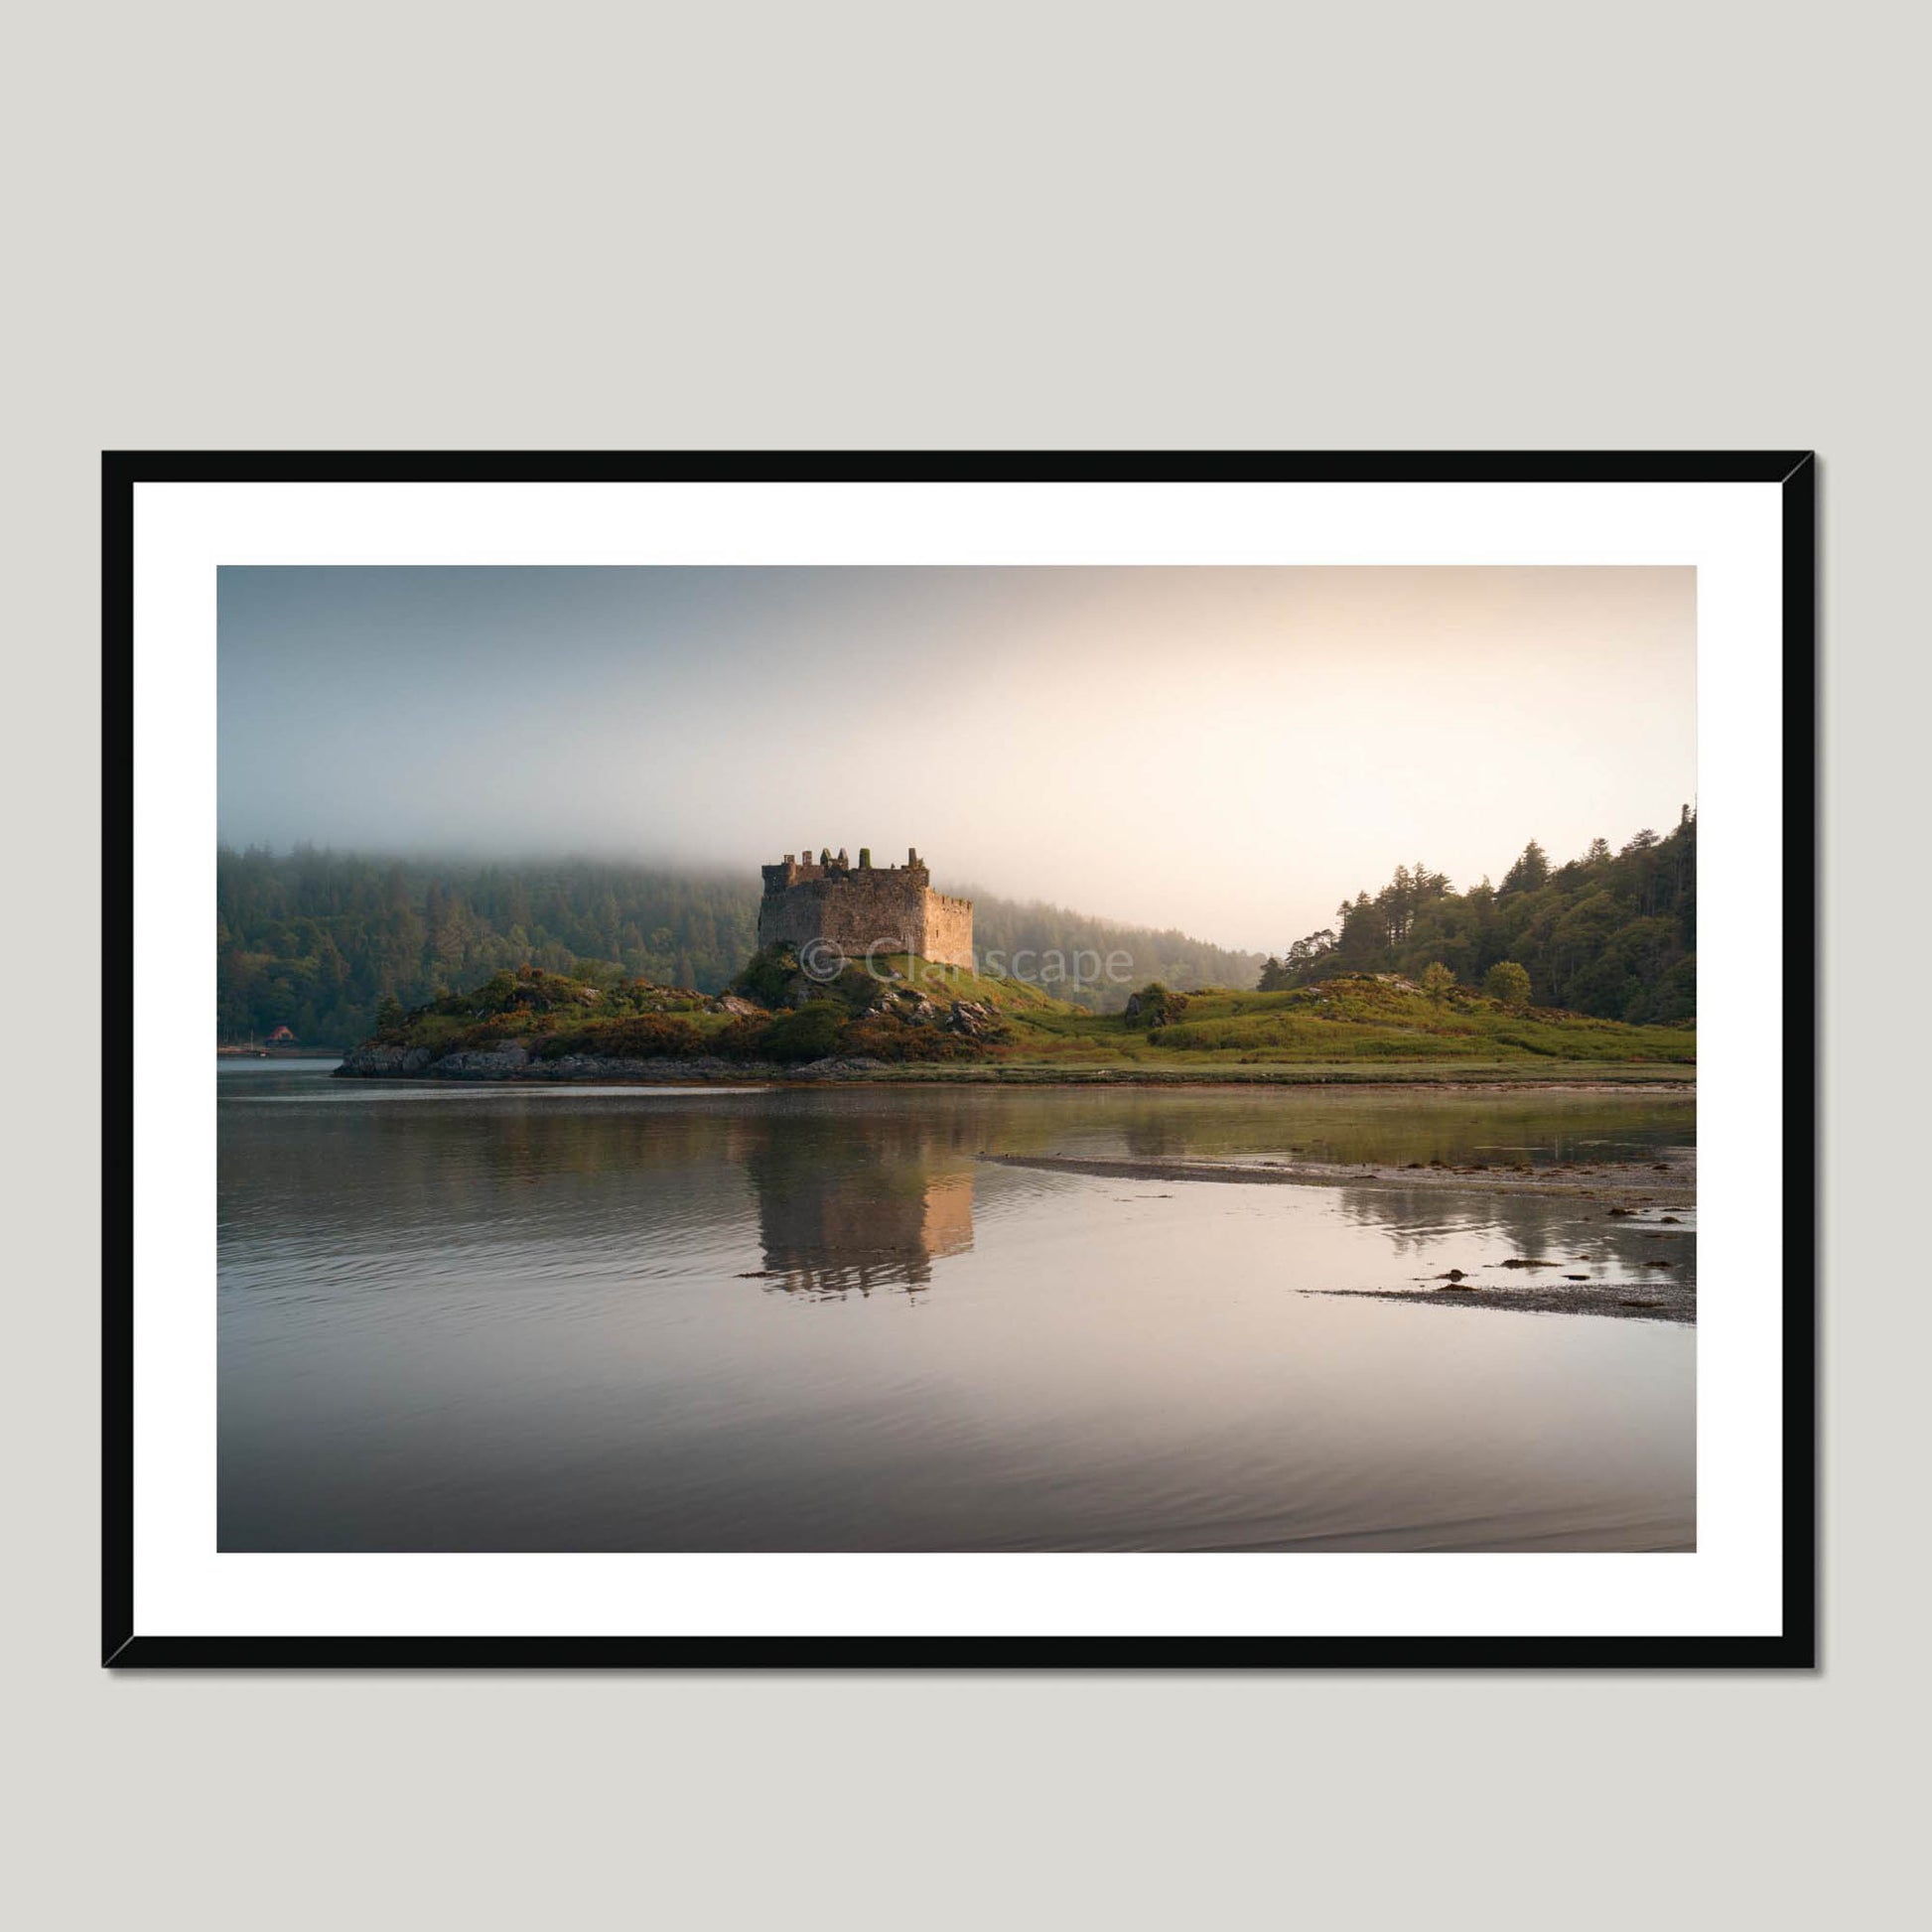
[216,849,1265,1043]
[217,817,1694,1047]
[1256,810,1696,1024]
[965,897,1262,1009]
[217,851,758,1044]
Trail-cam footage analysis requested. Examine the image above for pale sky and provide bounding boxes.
[219,566,1695,953]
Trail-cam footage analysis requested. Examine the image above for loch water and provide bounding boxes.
[218,1063,1695,1552]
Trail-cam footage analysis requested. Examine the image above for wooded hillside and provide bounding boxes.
[215,849,1262,1043]
[1258,811,1696,1024]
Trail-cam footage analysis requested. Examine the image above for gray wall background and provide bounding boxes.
[7,3,1913,1926]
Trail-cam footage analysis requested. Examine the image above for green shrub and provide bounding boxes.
[1482,960,1533,1012]
[733,944,801,1009]
[537,1015,705,1060]
[711,1016,776,1060]
[759,1001,849,1063]
[1123,982,1190,1029]
[838,1018,992,1062]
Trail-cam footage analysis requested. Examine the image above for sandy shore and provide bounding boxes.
[979,1149,1697,1323]
[1309,1278,1695,1323]
[977,1148,1696,1207]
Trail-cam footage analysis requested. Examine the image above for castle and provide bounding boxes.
[759,846,974,970]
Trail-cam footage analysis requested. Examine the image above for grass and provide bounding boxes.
[945,973,1693,1070]
[371,962,1694,1078]
[858,954,1076,1015]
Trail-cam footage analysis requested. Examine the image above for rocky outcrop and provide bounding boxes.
[421,1042,535,1077]
[335,1045,776,1081]
[332,1042,973,1083]
[335,953,1013,1081]
[336,1042,437,1077]
[1123,984,1190,1029]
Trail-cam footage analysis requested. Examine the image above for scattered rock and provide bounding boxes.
[336,1042,435,1077]
[946,999,1001,1039]
[413,1043,532,1077]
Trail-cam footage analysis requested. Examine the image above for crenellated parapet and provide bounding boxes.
[757,846,973,968]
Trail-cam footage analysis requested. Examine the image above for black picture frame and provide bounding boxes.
[104,450,1817,1669]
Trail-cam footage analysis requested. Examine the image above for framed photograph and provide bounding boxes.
[106,451,1815,1667]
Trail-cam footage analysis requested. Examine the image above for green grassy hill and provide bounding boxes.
[353,955,1692,1081]
[993,973,1694,1068]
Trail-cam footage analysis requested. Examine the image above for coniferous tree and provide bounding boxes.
[215,848,1265,1041]
[1257,817,1695,1024]
[1500,839,1550,895]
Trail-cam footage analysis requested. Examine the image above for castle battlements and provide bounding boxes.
[758,846,974,970]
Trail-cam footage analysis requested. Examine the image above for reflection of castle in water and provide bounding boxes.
[746,1118,975,1300]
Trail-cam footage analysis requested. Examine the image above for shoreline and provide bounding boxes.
[217,1044,346,1059]
[1308,1280,1696,1324]
[980,1150,1698,1324]
[326,1047,1692,1092]
[977,1149,1697,1205]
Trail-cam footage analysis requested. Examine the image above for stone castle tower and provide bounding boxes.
[758,846,974,970]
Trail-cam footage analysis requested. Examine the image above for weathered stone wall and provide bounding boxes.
[920,892,975,970]
[759,873,924,960]
[757,851,975,969]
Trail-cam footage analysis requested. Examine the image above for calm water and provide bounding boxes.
[219,1063,1696,1552]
